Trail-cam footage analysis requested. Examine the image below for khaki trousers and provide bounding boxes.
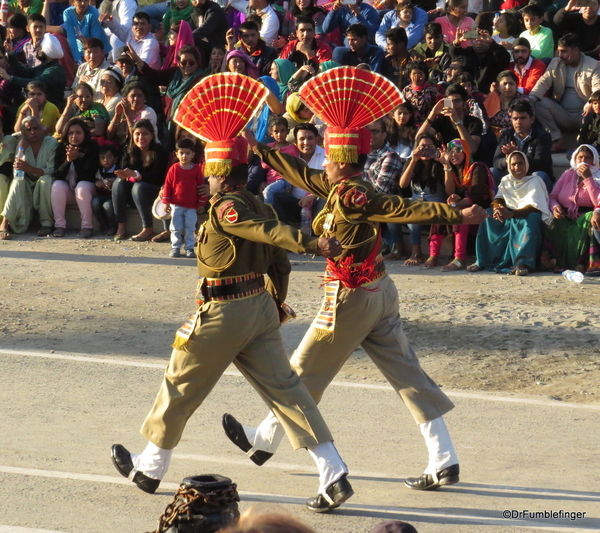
[534,98,582,141]
[141,290,333,450]
[292,274,454,425]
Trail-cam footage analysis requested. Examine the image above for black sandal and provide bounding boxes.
[510,265,530,276]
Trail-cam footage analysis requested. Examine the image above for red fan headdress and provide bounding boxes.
[299,67,403,164]
[174,72,268,176]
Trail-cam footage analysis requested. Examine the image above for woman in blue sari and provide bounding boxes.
[468,151,553,276]
[255,59,297,143]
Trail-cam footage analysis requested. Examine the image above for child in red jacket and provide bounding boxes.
[162,138,206,258]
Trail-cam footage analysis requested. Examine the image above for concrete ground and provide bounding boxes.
[0,234,598,533]
[0,347,598,533]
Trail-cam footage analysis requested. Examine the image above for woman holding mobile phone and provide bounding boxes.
[431,139,495,271]
[399,134,454,266]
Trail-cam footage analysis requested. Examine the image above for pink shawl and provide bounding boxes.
[549,144,600,219]
[162,21,194,70]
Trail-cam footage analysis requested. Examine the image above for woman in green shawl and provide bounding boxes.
[255,61,296,143]
[319,60,339,73]
[162,0,195,41]
[269,58,296,105]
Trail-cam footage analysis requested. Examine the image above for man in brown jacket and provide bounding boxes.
[529,33,600,152]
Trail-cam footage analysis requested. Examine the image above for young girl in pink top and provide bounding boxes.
[401,60,439,126]
[435,0,476,49]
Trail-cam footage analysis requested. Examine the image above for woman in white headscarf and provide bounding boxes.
[0,33,67,108]
[541,144,600,275]
[97,66,124,119]
[468,150,553,275]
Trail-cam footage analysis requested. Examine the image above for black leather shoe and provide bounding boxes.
[306,474,354,513]
[404,464,460,491]
[111,444,161,494]
[222,413,273,466]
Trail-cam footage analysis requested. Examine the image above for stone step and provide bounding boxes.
[552,152,570,181]
[65,206,165,234]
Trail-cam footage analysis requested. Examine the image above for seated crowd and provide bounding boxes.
[0,0,599,275]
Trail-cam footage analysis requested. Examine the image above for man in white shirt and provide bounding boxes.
[270,123,325,224]
[105,0,138,62]
[102,11,161,70]
[296,124,325,171]
[228,0,279,47]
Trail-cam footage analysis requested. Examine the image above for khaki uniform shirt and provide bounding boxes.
[197,185,319,303]
[255,143,463,264]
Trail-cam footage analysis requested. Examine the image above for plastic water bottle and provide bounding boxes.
[471,102,487,135]
[301,204,312,235]
[14,146,25,180]
[562,270,584,283]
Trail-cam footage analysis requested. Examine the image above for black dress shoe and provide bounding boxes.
[404,464,460,491]
[306,473,354,513]
[222,413,273,466]
[111,444,161,494]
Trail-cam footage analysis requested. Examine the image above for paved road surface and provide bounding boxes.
[0,348,598,533]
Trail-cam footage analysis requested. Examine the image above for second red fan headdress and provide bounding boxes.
[299,67,403,163]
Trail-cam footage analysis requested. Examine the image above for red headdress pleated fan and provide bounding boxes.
[174,73,268,176]
[299,67,404,163]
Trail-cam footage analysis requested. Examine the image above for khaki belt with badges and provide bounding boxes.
[176,273,266,350]
[196,272,265,304]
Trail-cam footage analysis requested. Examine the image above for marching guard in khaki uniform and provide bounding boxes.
[223,67,489,491]
[111,73,354,512]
